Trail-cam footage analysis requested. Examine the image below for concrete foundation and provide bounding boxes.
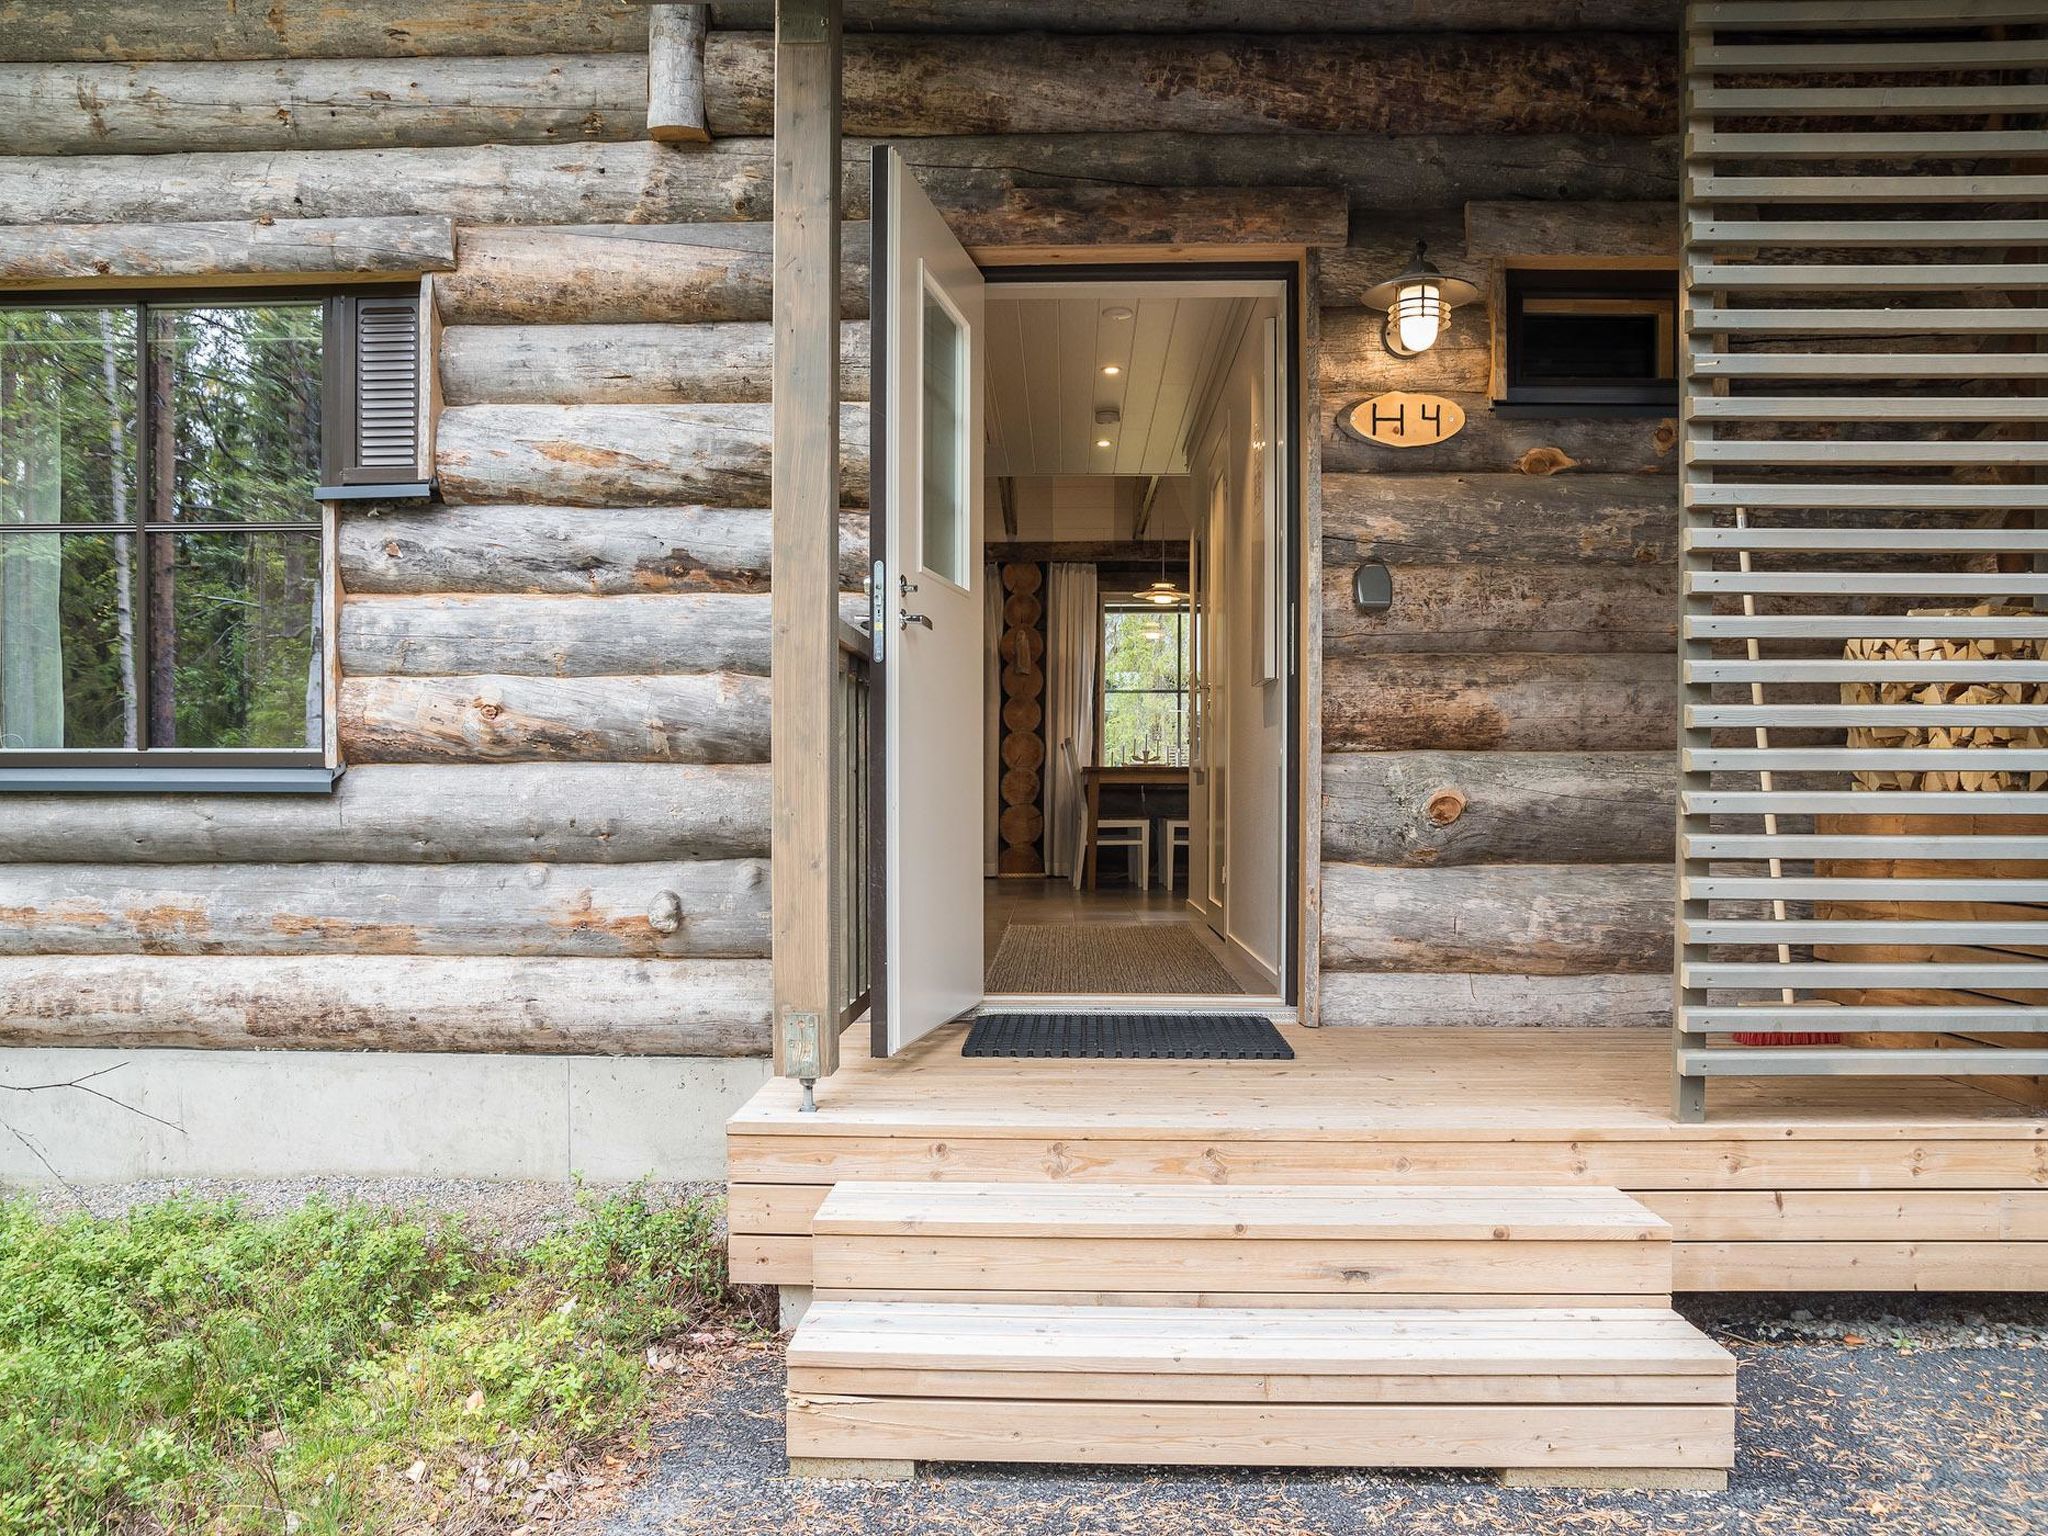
[0,1048,770,1183]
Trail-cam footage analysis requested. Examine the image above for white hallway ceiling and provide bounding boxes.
[983,284,1252,479]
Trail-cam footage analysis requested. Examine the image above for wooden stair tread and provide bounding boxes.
[789,1301,1736,1377]
[812,1181,1671,1242]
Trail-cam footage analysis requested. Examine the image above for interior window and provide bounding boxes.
[919,281,968,587]
[1100,602,1189,767]
[0,299,326,760]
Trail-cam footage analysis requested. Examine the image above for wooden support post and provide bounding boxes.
[647,3,711,144]
[770,0,843,1085]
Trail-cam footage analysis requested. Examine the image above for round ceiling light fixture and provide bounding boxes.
[1360,239,1482,358]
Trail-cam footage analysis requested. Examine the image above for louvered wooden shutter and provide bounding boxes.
[320,290,429,496]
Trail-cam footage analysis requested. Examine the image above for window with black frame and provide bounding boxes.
[1498,267,1678,414]
[0,290,417,775]
[1100,600,1190,767]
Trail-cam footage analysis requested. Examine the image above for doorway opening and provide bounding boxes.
[867,149,1304,1057]
[978,273,1297,1010]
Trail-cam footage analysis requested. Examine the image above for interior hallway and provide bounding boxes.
[983,878,1277,996]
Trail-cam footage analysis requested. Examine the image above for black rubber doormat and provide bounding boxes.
[962,1012,1294,1061]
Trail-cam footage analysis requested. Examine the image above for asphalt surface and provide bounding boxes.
[573,1295,2048,1536]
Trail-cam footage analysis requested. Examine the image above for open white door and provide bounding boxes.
[871,147,986,1055]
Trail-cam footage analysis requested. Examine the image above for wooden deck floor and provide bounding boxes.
[728,1025,2048,1294]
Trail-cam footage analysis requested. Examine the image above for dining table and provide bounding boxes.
[1080,763,1189,889]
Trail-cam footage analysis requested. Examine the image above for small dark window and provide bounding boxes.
[0,286,424,770]
[1500,268,1678,414]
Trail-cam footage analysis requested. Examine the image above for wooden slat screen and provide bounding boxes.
[1677,0,2048,1115]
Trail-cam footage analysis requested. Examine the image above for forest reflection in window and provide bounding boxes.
[0,300,324,759]
[1101,603,1189,767]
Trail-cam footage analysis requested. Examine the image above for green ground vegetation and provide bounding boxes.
[0,1188,762,1536]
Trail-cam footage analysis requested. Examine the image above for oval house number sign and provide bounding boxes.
[1344,391,1466,449]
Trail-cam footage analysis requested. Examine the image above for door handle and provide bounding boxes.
[900,608,933,631]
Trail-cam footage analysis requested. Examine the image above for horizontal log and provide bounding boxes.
[1464,200,1679,262]
[708,2,1684,30]
[1326,394,1680,475]
[1319,970,1673,1028]
[0,134,1677,226]
[338,593,772,677]
[702,33,1676,138]
[1319,303,1493,397]
[1321,862,1673,974]
[337,503,869,595]
[0,216,454,286]
[1322,562,1676,655]
[437,221,870,324]
[0,860,768,959]
[0,954,769,1056]
[0,2,652,61]
[950,186,1348,253]
[0,141,774,225]
[0,56,647,155]
[433,402,869,508]
[439,320,870,405]
[1323,652,1677,752]
[0,1,1684,63]
[1321,751,1674,866]
[1321,473,1678,566]
[0,763,768,863]
[338,673,769,763]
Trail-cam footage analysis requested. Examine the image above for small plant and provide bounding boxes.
[0,1186,755,1536]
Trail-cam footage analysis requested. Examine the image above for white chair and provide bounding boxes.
[1157,817,1190,892]
[1061,738,1150,892]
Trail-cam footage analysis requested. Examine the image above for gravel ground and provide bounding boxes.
[572,1294,2048,1536]
[7,1177,725,1250]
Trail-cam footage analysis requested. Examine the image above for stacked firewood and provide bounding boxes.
[1844,604,2048,793]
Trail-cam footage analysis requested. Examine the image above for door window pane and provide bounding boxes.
[152,303,322,526]
[0,305,137,526]
[0,530,138,750]
[153,531,323,750]
[920,284,968,586]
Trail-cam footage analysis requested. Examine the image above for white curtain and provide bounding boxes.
[1044,562,1099,880]
[982,560,1002,876]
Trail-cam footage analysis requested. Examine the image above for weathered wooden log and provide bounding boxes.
[0,134,1676,226]
[436,222,870,325]
[439,320,870,405]
[0,2,652,61]
[707,1,1684,30]
[702,33,1676,138]
[338,593,773,677]
[0,141,774,225]
[1323,653,1676,753]
[0,954,770,1057]
[1319,304,1492,398]
[0,217,455,286]
[646,4,709,144]
[0,763,768,864]
[1321,473,1678,566]
[1325,393,1680,476]
[1321,750,1674,866]
[0,860,769,958]
[1322,562,1675,656]
[1321,862,1673,975]
[947,186,1348,253]
[337,503,869,595]
[1319,970,1673,1029]
[338,673,769,763]
[433,402,869,508]
[0,1,1682,63]
[0,56,651,155]
[1464,199,1679,262]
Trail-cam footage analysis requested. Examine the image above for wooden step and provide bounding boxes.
[788,1300,1736,1474]
[809,1182,1674,1304]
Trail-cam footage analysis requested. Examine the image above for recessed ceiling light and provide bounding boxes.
[1101,364,1121,376]
[1103,306,1133,321]
[1094,438,1113,449]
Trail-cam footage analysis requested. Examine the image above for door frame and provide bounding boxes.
[898,256,1314,1022]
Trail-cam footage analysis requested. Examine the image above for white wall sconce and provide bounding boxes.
[1361,240,1481,358]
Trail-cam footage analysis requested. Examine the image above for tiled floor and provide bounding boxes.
[982,877,1277,996]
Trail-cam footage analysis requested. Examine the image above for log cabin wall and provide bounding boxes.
[0,1,1682,1074]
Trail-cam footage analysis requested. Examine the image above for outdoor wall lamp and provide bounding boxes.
[1361,240,1481,358]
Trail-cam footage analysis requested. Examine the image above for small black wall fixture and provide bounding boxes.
[1352,561,1394,615]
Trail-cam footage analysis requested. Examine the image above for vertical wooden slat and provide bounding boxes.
[770,0,843,1081]
[647,3,712,145]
